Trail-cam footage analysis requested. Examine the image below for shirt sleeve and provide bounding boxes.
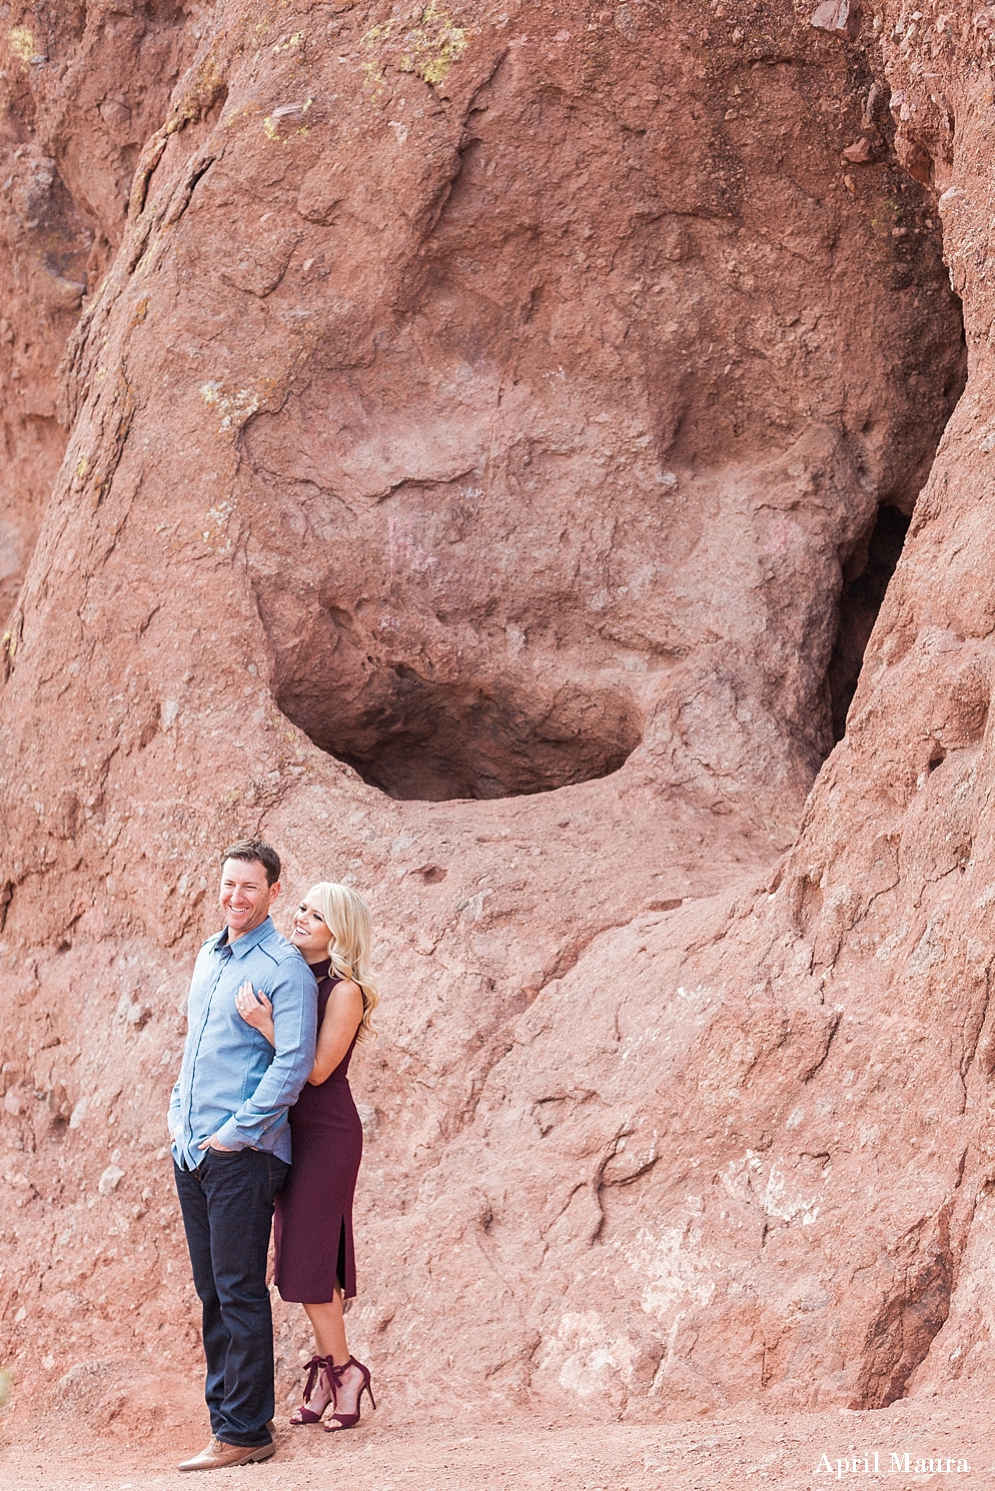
[167,946,202,1136]
[215,957,317,1150]
[167,1076,181,1135]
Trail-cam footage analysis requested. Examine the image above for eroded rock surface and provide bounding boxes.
[0,0,988,1430]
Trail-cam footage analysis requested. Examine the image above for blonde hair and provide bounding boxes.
[311,882,379,1040]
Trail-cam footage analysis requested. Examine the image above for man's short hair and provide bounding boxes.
[221,838,281,887]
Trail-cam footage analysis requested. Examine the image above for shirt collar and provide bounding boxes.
[214,916,274,959]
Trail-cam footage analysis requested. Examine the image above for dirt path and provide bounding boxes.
[1,1393,991,1490]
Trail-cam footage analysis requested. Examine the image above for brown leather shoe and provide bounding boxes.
[177,1436,275,1471]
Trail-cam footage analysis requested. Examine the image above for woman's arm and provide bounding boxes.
[216,959,318,1150]
[309,978,364,1085]
[235,980,275,1045]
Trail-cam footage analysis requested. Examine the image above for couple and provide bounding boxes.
[167,837,378,1471]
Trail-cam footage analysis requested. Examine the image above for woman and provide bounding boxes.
[235,881,379,1430]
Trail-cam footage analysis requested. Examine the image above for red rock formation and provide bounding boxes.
[0,5,192,619]
[0,0,988,1433]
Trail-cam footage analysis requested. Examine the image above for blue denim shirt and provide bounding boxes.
[168,917,318,1170]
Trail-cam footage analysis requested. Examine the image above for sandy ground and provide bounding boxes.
[0,1393,991,1490]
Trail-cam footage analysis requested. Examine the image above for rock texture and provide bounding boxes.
[0,0,992,1435]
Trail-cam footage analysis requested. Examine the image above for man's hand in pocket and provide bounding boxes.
[198,1134,235,1152]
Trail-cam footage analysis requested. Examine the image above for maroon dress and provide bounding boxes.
[274,962,363,1301]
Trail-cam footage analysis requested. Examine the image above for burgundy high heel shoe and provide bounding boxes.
[290,1354,334,1425]
[323,1357,376,1431]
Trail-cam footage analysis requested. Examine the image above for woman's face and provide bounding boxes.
[290,889,330,963]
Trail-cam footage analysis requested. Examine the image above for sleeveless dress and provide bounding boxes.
[274,962,363,1301]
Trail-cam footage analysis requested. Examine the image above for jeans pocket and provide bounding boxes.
[267,1153,291,1196]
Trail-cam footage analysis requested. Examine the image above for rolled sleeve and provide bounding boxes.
[214,957,317,1150]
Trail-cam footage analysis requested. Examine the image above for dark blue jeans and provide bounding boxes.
[174,1149,289,1446]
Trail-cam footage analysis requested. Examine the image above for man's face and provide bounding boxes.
[219,858,280,940]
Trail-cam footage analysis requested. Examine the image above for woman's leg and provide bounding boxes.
[287,1294,347,1421]
[303,1293,349,1366]
[303,1295,370,1422]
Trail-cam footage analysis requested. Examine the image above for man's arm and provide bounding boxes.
[167,945,205,1139]
[214,958,317,1150]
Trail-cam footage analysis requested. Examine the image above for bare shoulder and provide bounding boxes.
[330,977,363,1005]
[319,977,364,1037]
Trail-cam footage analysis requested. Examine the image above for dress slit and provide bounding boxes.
[336,1215,347,1297]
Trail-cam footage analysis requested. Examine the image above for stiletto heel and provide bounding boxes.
[323,1357,375,1431]
[290,1354,334,1425]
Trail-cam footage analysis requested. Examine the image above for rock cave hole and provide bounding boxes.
[277,655,643,803]
[927,744,946,775]
[827,502,911,743]
[826,166,968,749]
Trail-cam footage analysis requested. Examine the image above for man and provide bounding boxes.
[168,838,318,1471]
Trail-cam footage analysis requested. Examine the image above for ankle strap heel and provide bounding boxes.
[323,1356,375,1431]
[290,1354,334,1425]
